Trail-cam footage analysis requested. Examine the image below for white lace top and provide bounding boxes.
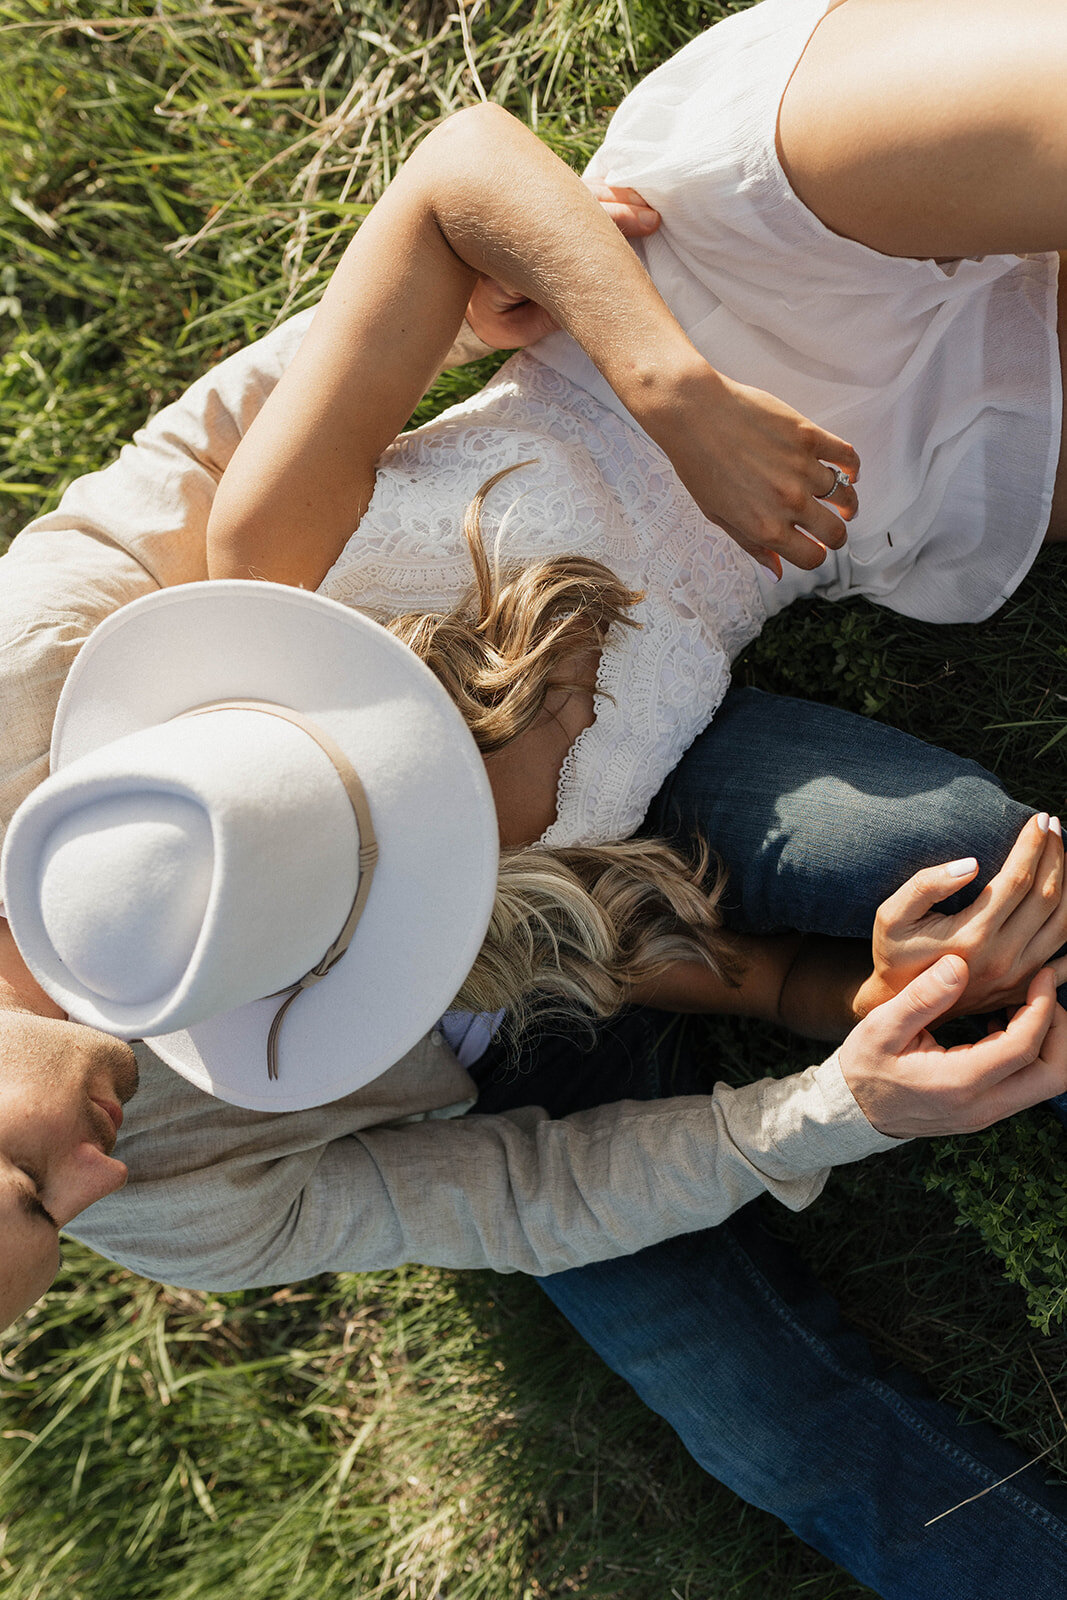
[319,352,766,847]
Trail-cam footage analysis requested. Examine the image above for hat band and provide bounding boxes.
[176,700,379,1083]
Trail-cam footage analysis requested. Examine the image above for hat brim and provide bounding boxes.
[48,581,498,1111]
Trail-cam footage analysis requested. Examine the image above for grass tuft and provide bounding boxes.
[1,1,1064,1595]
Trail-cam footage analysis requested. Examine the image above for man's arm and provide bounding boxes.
[68,1030,899,1290]
[67,955,1067,1292]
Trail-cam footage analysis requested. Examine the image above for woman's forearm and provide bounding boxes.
[422,109,707,411]
[775,937,875,1042]
[635,932,874,1043]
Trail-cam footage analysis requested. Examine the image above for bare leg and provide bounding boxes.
[778,0,1067,540]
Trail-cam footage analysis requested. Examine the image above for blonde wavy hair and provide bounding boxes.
[387,466,736,1032]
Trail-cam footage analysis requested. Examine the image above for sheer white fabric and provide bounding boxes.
[537,0,1061,625]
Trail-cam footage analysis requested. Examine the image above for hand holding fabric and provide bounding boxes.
[647,368,861,578]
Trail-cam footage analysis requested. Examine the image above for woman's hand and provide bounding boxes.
[646,368,861,578]
[464,183,661,350]
[839,958,1067,1138]
[854,813,1067,1021]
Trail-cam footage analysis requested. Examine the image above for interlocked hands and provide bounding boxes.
[858,813,1067,1020]
[841,813,1067,1138]
[839,958,1066,1138]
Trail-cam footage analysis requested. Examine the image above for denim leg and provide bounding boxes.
[647,687,1032,938]
[645,686,1067,1122]
[477,690,1067,1589]
[540,1212,1067,1600]
[476,1015,1067,1595]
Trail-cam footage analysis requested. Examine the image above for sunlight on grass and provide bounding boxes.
[1,1,1065,1595]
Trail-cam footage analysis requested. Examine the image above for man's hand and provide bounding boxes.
[839,956,1067,1138]
[464,182,661,350]
[855,813,1067,1021]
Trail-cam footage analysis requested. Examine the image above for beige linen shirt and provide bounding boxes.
[1,311,899,1290]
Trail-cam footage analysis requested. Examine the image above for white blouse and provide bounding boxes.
[319,352,766,847]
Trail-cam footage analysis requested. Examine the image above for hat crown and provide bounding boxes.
[5,706,361,1036]
[39,792,213,1004]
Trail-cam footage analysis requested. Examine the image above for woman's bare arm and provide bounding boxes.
[631,932,871,1042]
[208,104,859,589]
[633,814,1067,1041]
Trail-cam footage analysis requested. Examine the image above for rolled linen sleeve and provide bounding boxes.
[0,307,489,846]
[0,311,313,843]
[69,1043,901,1289]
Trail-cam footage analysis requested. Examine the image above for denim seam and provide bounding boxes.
[724,1228,1067,1548]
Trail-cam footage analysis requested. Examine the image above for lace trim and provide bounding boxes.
[319,352,766,845]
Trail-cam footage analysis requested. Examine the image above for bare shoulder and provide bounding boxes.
[777,0,1067,258]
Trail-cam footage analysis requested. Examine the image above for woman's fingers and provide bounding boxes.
[768,430,863,564]
[977,811,1053,919]
[794,496,850,555]
[584,181,661,237]
[918,815,1067,1014]
[658,374,863,573]
[818,431,861,485]
[1025,812,1066,930]
[977,813,1067,971]
[813,461,860,521]
[876,855,980,937]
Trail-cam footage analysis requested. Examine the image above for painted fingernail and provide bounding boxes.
[757,557,782,583]
[946,857,978,878]
[1052,816,1062,838]
[1037,812,1050,833]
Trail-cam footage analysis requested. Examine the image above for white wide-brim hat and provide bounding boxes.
[1,581,498,1111]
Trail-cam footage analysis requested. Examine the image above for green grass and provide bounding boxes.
[1,1,1065,1596]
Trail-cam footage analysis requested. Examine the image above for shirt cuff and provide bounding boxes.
[774,1050,910,1168]
[718,1049,908,1188]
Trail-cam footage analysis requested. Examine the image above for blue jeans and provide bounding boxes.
[472,689,1067,1599]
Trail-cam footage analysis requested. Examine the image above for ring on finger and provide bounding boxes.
[816,466,853,501]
